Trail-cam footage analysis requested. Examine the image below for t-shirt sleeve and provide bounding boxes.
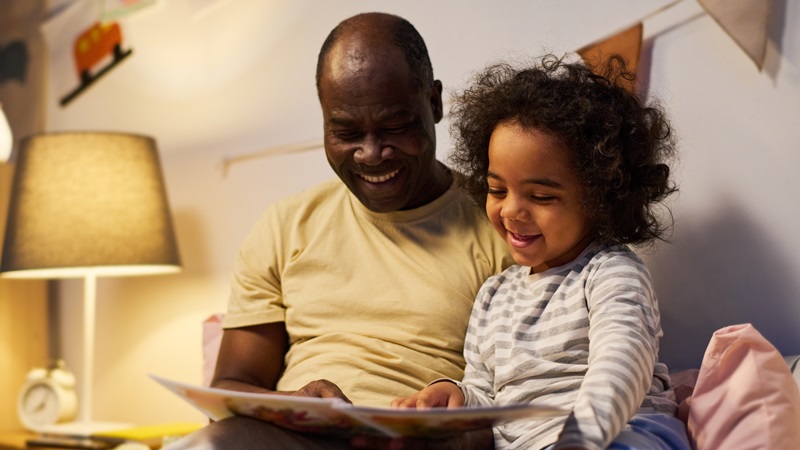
[222,203,287,328]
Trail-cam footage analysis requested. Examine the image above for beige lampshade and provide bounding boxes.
[0,132,181,278]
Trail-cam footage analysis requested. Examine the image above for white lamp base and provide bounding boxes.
[38,420,134,437]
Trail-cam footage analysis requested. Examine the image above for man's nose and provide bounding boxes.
[354,135,394,165]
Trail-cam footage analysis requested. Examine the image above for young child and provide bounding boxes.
[392,55,691,450]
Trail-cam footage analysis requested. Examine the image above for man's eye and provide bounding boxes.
[333,131,360,140]
[383,126,408,134]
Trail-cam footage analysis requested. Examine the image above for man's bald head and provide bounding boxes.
[315,12,434,98]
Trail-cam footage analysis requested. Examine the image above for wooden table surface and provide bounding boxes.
[0,431,49,450]
[0,431,153,450]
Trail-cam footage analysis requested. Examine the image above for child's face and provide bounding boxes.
[486,122,593,272]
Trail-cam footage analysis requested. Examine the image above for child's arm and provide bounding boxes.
[391,380,465,408]
[458,283,500,408]
[555,256,661,450]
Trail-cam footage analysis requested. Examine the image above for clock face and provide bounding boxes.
[20,382,61,427]
[17,374,78,432]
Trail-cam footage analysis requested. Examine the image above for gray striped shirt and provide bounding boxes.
[459,243,677,450]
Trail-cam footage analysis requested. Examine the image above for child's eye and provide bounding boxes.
[531,195,556,202]
[487,188,506,198]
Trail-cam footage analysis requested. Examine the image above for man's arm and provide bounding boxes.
[211,322,350,401]
[211,322,288,393]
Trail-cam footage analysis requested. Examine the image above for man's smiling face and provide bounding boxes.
[318,31,442,213]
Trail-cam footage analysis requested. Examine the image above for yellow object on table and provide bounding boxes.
[93,423,203,449]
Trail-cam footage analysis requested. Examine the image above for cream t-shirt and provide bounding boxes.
[224,177,511,407]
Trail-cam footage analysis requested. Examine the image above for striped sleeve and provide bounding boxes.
[553,254,660,450]
[459,275,501,407]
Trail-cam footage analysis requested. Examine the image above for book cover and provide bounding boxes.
[151,374,567,438]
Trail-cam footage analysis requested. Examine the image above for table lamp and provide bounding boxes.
[0,131,181,435]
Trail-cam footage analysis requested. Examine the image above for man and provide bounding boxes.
[164,12,510,449]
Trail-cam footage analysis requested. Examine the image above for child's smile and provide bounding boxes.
[486,121,593,272]
[507,231,541,248]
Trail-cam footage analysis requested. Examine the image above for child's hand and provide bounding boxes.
[391,381,465,409]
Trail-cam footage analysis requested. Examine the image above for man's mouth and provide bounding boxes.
[358,168,401,183]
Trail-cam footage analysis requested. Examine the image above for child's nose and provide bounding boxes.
[501,195,529,221]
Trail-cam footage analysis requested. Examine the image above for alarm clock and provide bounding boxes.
[17,361,78,432]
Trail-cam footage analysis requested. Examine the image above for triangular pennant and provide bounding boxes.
[577,23,643,94]
[698,0,770,70]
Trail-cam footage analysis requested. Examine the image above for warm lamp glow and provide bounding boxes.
[0,131,181,435]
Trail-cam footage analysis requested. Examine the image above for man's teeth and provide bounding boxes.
[361,169,400,183]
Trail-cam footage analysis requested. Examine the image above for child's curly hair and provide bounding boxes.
[449,54,677,246]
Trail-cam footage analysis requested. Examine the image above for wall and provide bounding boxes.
[5,0,800,425]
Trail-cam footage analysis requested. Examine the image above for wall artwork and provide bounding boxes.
[100,0,157,21]
[40,0,137,107]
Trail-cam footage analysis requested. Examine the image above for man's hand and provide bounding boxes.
[391,380,464,409]
[288,379,352,403]
[350,382,488,449]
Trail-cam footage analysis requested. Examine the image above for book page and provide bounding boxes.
[151,374,568,438]
[334,402,568,438]
[150,374,360,436]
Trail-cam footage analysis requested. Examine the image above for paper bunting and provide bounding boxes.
[577,23,644,94]
[698,0,771,70]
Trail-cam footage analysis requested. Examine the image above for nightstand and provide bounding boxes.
[0,431,133,450]
[0,431,51,450]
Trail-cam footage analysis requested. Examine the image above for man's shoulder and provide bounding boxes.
[251,178,350,232]
[272,178,348,211]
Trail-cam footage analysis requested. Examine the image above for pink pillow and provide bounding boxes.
[202,313,225,387]
[685,323,800,450]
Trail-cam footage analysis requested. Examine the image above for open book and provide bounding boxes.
[151,375,568,438]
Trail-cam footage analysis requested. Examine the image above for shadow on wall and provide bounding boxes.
[764,0,792,79]
[648,200,800,370]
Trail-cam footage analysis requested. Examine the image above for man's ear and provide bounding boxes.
[431,79,444,123]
